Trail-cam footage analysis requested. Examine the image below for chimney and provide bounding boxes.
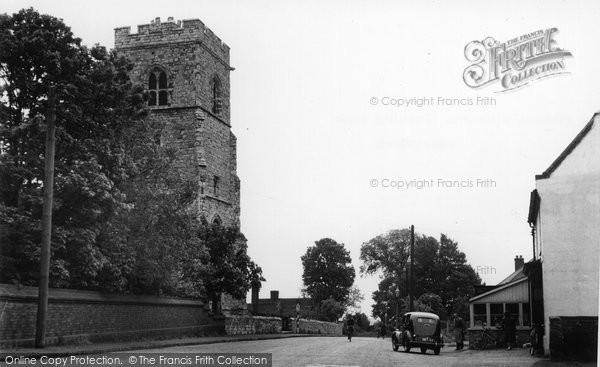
[515,255,524,271]
[270,290,279,301]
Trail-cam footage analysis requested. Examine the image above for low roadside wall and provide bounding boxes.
[297,319,342,335]
[0,284,223,348]
[224,316,282,335]
[467,327,530,349]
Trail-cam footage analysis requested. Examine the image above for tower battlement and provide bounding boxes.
[115,17,229,63]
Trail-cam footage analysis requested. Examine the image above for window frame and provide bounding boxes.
[147,67,171,107]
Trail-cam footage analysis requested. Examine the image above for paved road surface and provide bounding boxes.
[128,336,563,367]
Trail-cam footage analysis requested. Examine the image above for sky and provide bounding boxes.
[5,0,600,318]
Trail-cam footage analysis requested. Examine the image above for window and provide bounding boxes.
[505,303,520,325]
[212,215,222,226]
[213,176,220,196]
[473,304,486,326]
[522,303,530,326]
[148,67,170,106]
[210,76,222,114]
[490,303,504,327]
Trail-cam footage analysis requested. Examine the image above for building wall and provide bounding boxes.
[0,284,223,348]
[115,17,240,227]
[536,116,600,354]
[471,280,528,304]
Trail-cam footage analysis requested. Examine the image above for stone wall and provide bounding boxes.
[297,319,342,335]
[0,284,223,348]
[224,316,282,335]
[221,293,249,316]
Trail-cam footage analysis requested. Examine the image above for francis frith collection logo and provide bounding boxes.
[463,28,572,92]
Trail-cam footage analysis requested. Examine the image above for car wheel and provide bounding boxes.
[433,347,440,355]
[393,342,399,351]
[420,347,427,354]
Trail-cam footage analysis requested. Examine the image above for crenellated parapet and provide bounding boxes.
[115,17,229,64]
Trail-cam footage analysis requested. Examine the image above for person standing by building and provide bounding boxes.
[501,311,517,350]
[453,313,466,350]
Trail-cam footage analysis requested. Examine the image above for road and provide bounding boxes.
[127,336,562,367]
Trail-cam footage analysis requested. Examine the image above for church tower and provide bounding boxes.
[115,17,240,228]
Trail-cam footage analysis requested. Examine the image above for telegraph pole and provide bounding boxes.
[409,225,415,312]
[35,87,56,348]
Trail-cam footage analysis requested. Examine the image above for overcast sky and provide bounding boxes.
[5,0,600,317]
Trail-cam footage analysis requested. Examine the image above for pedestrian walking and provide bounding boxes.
[347,316,355,342]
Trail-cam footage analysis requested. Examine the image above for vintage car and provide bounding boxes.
[392,311,444,355]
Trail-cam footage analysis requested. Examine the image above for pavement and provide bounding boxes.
[0,333,318,360]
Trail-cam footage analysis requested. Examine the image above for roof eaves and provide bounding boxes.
[536,113,598,180]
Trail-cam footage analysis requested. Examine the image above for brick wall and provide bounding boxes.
[224,316,282,335]
[549,316,598,361]
[0,284,223,348]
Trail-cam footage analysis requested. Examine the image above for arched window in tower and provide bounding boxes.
[212,215,222,226]
[148,67,170,106]
[210,76,222,115]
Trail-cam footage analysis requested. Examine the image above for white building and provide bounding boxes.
[528,113,600,359]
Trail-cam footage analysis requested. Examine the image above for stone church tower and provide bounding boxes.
[114,17,240,228]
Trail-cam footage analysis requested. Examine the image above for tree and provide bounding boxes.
[360,229,414,281]
[301,238,356,308]
[345,312,371,332]
[361,230,481,320]
[417,293,445,316]
[318,297,345,322]
[0,8,264,301]
[197,223,263,307]
[429,234,481,315]
[0,8,149,289]
[370,276,401,321]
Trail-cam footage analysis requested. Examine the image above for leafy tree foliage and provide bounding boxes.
[0,8,148,289]
[416,293,445,316]
[0,8,263,301]
[361,229,481,320]
[301,238,356,307]
[318,297,345,322]
[197,223,263,302]
[344,312,372,332]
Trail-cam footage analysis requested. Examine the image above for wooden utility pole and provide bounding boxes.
[35,87,56,348]
[409,224,415,312]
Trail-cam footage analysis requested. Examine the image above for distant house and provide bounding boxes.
[469,256,529,327]
[468,256,531,346]
[247,289,315,331]
[527,113,599,360]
